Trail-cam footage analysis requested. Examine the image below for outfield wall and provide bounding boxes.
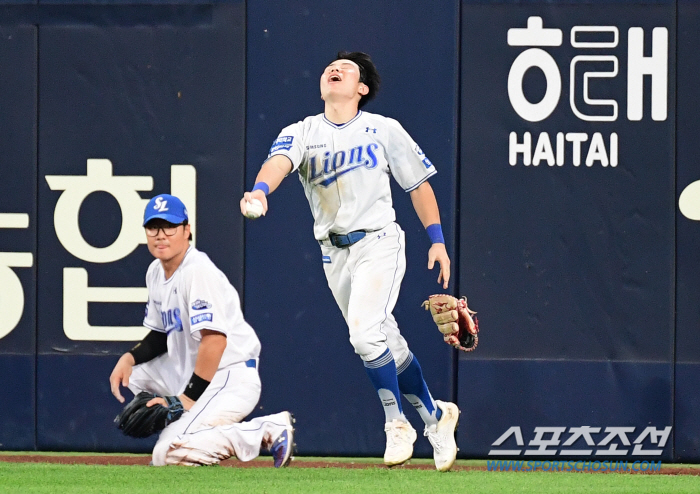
[0,0,695,463]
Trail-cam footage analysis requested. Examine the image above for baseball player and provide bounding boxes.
[109,194,295,467]
[240,52,460,471]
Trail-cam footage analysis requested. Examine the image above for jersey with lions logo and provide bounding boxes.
[268,111,436,239]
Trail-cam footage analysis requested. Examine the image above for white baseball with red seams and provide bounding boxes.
[244,198,264,219]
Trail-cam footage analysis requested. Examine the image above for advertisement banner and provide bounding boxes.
[461,2,675,361]
[35,5,245,449]
[458,1,675,459]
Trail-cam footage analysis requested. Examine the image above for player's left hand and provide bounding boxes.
[422,294,479,352]
[147,394,195,411]
[428,243,450,289]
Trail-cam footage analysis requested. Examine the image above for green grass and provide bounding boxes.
[1,462,700,494]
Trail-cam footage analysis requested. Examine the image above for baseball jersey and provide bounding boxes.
[267,111,437,240]
[142,246,261,391]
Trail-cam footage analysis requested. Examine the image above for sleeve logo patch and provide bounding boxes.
[192,299,212,310]
[422,157,433,169]
[190,313,213,325]
[270,136,294,154]
[415,144,425,156]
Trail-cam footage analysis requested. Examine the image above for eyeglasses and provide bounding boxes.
[145,223,184,237]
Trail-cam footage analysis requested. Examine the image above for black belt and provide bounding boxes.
[319,230,368,248]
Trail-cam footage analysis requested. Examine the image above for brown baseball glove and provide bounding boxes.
[422,294,479,352]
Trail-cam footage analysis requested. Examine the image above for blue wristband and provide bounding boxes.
[251,182,270,196]
[426,224,445,244]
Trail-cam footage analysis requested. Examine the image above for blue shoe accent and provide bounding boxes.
[271,413,295,468]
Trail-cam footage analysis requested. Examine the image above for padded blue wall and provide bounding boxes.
[0,0,696,462]
[31,3,246,451]
[459,0,676,460]
[0,25,37,450]
[674,0,700,462]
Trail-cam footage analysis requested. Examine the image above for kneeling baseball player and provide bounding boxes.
[109,194,294,467]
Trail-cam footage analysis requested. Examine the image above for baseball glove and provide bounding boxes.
[114,391,184,438]
[422,294,479,352]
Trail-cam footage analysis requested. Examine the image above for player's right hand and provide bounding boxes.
[109,353,135,403]
[240,191,268,217]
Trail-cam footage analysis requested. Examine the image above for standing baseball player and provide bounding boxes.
[240,52,459,471]
[109,193,294,467]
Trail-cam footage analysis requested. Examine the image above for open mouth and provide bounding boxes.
[329,74,342,82]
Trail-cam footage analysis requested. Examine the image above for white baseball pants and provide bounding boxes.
[321,222,411,366]
[129,359,278,466]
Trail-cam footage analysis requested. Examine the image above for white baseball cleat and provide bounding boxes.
[383,419,417,466]
[424,400,460,472]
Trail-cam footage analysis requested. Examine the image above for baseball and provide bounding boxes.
[244,198,264,219]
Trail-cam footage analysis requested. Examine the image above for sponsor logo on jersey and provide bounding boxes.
[322,255,332,263]
[270,136,294,154]
[306,144,327,150]
[422,157,433,169]
[307,143,380,187]
[191,299,212,310]
[191,312,213,325]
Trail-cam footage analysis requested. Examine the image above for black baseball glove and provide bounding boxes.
[115,391,185,438]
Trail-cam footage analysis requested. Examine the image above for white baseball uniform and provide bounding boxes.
[128,246,289,466]
[267,110,436,364]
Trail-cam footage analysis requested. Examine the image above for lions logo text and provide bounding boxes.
[307,143,380,187]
